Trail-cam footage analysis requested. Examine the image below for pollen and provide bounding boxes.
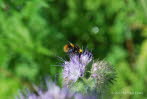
[79,49,83,53]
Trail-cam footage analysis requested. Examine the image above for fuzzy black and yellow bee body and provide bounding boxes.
[64,42,83,54]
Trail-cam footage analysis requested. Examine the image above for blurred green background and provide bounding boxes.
[0,0,147,98]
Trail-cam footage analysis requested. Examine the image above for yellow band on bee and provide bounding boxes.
[69,43,74,47]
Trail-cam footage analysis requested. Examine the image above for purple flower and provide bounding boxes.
[63,50,93,85]
[79,50,93,65]
[17,81,94,99]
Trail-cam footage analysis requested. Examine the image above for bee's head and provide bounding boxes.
[63,45,69,53]
[63,43,74,53]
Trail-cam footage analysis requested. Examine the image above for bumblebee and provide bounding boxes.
[63,42,83,54]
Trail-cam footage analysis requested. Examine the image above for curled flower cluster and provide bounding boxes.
[91,60,116,89]
[62,50,93,85]
[17,81,92,99]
